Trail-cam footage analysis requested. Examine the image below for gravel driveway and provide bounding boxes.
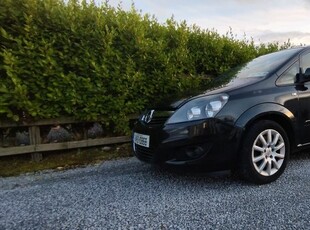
[1,152,310,230]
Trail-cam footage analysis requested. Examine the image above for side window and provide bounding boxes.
[301,52,310,72]
[277,62,299,86]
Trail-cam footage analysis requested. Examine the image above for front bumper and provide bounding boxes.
[132,118,243,170]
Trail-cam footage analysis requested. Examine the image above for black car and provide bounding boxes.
[132,46,310,184]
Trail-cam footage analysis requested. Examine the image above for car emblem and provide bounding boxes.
[144,110,155,123]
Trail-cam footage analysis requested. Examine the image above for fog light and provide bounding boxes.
[185,146,204,158]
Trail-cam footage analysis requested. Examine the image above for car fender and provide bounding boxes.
[235,103,296,129]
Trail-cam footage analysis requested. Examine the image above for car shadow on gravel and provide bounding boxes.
[142,151,310,186]
[147,164,241,184]
[290,150,310,160]
[94,158,245,186]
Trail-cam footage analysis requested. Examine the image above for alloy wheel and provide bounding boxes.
[251,129,285,177]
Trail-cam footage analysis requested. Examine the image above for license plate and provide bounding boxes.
[133,133,150,148]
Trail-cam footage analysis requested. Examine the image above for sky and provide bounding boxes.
[98,0,310,46]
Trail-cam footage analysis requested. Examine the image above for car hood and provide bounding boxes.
[164,76,263,109]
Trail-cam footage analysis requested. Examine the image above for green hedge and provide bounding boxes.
[0,0,288,133]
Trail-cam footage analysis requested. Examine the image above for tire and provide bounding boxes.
[238,120,290,184]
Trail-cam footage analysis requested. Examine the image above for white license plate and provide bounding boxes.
[133,133,150,148]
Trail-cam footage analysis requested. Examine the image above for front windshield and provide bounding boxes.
[220,47,303,82]
[204,47,304,91]
[235,48,303,78]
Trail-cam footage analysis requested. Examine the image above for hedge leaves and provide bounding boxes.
[0,0,285,133]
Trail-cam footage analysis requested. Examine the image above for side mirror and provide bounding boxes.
[296,68,310,85]
[305,68,310,77]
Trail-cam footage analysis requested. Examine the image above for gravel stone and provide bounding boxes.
[0,152,310,229]
[102,146,112,151]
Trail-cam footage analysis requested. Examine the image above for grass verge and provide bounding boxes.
[0,143,133,177]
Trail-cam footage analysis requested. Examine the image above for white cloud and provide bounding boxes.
[98,0,310,45]
[254,31,310,45]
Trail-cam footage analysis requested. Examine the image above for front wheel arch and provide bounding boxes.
[243,114,296,152]
[234,103,296,151]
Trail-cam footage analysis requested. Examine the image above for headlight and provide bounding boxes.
[166,94,229,124]
[187,107,201,120]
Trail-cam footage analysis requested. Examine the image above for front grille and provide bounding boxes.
[148,116,169,125]
[141,110,173,126]
[134,144,155,162]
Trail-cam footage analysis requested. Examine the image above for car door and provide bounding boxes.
[296,51,310,145]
